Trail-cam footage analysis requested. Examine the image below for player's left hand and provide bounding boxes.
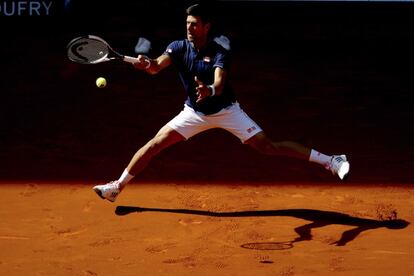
[195,76,212,103]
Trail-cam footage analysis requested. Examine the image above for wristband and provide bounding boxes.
[208,85,216,97]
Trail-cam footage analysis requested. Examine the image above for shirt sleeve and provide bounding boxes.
[214,48,230,70]
[163,40,182,62]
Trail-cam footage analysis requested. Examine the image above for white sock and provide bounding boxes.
[118,169,135,189]
[309,149,331,167]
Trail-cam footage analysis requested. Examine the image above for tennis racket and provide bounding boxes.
[67,35,149,65]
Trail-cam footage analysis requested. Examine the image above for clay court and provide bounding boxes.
[1,1,414,275]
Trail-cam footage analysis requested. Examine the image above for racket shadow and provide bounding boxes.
[115,206,409,247]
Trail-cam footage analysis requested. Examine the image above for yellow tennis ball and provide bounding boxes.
[96,77,107,88]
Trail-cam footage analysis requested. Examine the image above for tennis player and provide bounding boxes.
[93,3,350,202]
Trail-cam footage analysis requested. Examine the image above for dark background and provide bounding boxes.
[1,0,413,183]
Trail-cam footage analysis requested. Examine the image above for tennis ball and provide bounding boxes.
[96,77,107,88]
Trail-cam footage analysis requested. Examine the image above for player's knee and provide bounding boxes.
[147,131,179,154]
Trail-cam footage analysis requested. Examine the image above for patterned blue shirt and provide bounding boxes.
[164,39,236,115]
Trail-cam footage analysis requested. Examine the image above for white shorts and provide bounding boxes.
[166,103,262,143]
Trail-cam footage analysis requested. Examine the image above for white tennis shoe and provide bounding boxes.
[93,181,121,202]
[326,155,350,180]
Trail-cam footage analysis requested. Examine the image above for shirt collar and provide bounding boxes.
[188,38,214,55]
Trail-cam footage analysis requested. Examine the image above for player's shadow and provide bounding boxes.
[115,206,409,246]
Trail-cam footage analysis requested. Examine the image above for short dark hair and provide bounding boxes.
[186,3,213,24]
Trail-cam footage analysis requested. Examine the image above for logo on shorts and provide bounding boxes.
[247,126,257,133]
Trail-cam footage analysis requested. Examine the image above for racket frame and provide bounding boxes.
[67,35,139,65]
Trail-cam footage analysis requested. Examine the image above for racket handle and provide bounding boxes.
[123,55,139,64]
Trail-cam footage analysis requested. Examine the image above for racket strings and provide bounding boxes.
[67,38,109,64]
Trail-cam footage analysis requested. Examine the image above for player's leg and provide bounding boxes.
[126,125,184,179]
[245,132,349,179]
[245,131,311,160]
[93,104,212,202]
[246,132,349,179]
[93,125,185,202]
[213,103,350,180]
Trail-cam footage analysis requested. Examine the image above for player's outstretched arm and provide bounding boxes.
[133,54,171,75]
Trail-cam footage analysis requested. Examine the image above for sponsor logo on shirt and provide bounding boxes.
[203,56,211,63]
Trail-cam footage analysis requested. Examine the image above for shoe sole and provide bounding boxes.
[342,171,350,181]
[93,187,116,202]
[93,187,105,200]
[338,162,350,181]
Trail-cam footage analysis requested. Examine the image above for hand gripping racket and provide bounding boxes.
[67,35,149,65]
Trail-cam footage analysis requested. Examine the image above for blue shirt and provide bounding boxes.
[164,39,236,115]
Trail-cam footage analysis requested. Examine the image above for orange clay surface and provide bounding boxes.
[1,181,413,275]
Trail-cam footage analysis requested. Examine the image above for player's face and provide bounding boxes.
[186,15,210,45]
